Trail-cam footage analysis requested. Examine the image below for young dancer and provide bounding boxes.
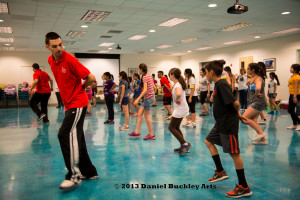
[236,68,248,111]
[133,73,141,116]
[168,68,191,155]
[119,71,130,131]
[128,76,135,114]
[129,63,156,140]
[224,66,236,96]
[268,72,280,115]
[91,81,97,107]
[158,71,173,120]
[197,68,210,116]
[243,63,268,145]
[204,60,252,198]
[152,74,158,107]
[85,85,92,116]
[182,69,197,128]
[287,64,300,130]
[257,62,267,124]
[103,72,116,124]
[45,32,98,189]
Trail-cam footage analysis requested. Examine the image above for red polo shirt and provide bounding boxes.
[48,50,90,111]
[160,76,172,97]
[33,69,51,93]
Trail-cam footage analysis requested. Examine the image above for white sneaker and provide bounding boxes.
[182,121,191,127]
[252,133,265,141]
[287,125,297,129]
[253,140,268,145]
[166,115,172,120]
[59,179,81,189]
[187,122,196,128]
[79,174,99,180]
[161,107,166,110]
[258,119,267,124]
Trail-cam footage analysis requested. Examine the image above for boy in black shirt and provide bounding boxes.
[204,61,252,198]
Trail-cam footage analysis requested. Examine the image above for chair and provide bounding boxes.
[18,89,30,106]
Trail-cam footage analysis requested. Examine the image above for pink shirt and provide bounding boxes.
[143,74,155,99]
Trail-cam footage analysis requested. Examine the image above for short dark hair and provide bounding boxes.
[45,32,61,45]
[32,63,40,70]
[139,63,147,73]
[205,60,223,76]
[291,64,300,74]
[158,71,164,75]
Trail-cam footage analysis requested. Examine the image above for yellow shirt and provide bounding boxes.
[288,75,300,95]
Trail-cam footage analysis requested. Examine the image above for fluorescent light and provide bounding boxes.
[196,47,212,51]
[128,35,148,40]
[81,10,111,22]
[150,49,154,51]
[81,25,88,28]
[149,30,156,33]
[1,47,15,51]
[0,19,3,22]
[4,43,10,46]
[281,11,290,15]
[156,45,173,49]
[108,47,112,50]
[0,2,9,14]
[254,36,260,39]
[272,28,300,35]
[0,38,14,42]
[187,50,192,53]
[157,18,189,27]
[221,23,253,31]
[208,4,217,8]
[66,31,86,38]
[98,50,109,53]
[224,40,243,45]
[63,41,76,45]
[179,37,198,43]
[98,42,115,47]
[0,27,13,33]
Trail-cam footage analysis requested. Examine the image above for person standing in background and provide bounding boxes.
[236,68,249,112]
[197,68,210,116]
[29,63,53,124]
[91,81,97,107]
[152,73,158,107]
[267,72,280,115]
[158,71,173,120]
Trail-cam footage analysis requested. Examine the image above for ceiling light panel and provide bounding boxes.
[128,35,148,40]
[0,2,9,14]
[224,40,243,45]
[157,18,189,27]
[179,37,198,43]
[66,31,86,38]
[221,23,253,31]
[63,41,76,45]
[81,10,111,22]
[0,38,14,42]
[157,45,173,49]
[0,27,13,33]
[98,42,115,47]
[196,47,212,50]
[272,28,300,35]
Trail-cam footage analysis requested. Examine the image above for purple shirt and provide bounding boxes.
[104,80,115,97]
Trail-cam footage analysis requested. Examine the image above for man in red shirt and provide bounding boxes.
[45,32,98,189]
[158,71,172,119]
[29,63,53,124]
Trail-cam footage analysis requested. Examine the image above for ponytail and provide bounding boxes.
[179,75,187,90]
[270,72,280,86]
[169,68,187,90]
[104,72,114,80]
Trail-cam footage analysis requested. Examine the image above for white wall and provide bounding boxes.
[181,33,300,101]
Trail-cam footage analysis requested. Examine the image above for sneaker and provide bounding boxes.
[128,131,140,138]
[108,120,115,124]
[253,140,268,145]
[268,111,274,115]
[37,113,46,122]
[287,125,297,129]
[208,170,229,183]
[199,112,206,116]
[165,115,172,120]
[86,113,91,117]
[43,121,50,125]
[182,121,191,127]
[133,113,138,117]
[152,104,157,107]
[187,122,196,128]
[178,143,192,156]
[295,126,300,131]
[252,133,266,141]
[104,120,111,124]
[79,174,99,180]
[161,107,166,110]
[120,125,129,131]
[226,184,252,198]
[275,111,279,115]
[258,119,267,124]
[59,179,82,189]
[143,134,156,140]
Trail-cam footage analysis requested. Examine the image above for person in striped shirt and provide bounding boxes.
[129,63,156,140]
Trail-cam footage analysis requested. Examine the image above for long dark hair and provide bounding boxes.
[249,63,265,78]
[269,72,280,86]
[103,72,114,80]
[224,66,232,76]
[133,73,140,80]
[169,68,187,90]
[258,62,267,80]
[184,68,193,78]
[119,71,129,88]
[128,76,132,83]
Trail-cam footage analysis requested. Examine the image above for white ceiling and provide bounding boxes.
[0,0,300,55]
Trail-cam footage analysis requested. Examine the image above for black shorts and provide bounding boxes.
[186,96,197,113]
[206,125,240,154]
[163,96,172,105]
[200,91,208,105]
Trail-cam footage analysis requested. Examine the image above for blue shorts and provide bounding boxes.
[121,97,129,105]
[133,93,140,99]
[268,93,276,99]
[142,97,154,111]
